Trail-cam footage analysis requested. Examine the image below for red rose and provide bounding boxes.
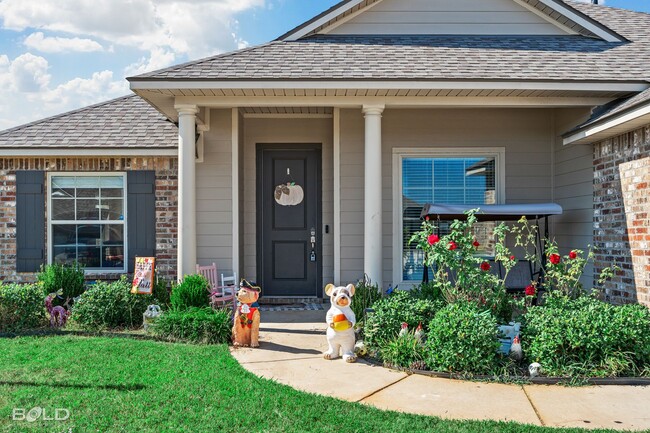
[549,253,561,265]
[427,234,440,245]
[510,255,516,261]
[525,285,536,297]
[569,251,578,260]
[480,261,491,272]
[448,241,457,251]
[425,216,430,221]
[473,240,480,248]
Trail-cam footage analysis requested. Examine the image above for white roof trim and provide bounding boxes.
[512,0,579,36]
[130,80,648,93]
[280,0,624,42]
[283,0,367,41]
[563,103,650,145]
[0,148,178,157]
[536,0,624,42]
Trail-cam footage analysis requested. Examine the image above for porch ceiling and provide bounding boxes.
[134,84,641,123]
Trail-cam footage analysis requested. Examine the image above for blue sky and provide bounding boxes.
[0,0,648,130]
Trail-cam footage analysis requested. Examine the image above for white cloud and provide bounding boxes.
[0,0,266,68]
[0,0,267,129]
[8,53,51,92]
[0,53,127,130]
[124,47,177,76]
[24,32,104,53]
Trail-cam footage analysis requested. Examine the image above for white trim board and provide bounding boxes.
[168,96,617,110]
[132,80,647,92]
[333,108,341,285]
[231,108,240,278]
[47,172,128,274]
[391,147,506,288]
[563,103,650,145]
[0,149,178,157]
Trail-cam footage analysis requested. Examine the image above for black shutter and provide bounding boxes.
[127,171,156,273]
[16,171,45,272]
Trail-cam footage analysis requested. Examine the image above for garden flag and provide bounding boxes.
[131,257,155,294]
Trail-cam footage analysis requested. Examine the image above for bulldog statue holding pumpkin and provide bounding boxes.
[232,280,261,347]
[324,283,357,363]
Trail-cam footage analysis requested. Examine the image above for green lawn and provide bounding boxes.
[0,336,623,433]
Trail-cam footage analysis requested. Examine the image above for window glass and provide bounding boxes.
[402,157,497,282]
[50,175,125,271]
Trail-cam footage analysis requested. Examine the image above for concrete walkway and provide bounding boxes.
[231,310,650,431]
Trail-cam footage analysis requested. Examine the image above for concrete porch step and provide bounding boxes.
[259,296,324,305]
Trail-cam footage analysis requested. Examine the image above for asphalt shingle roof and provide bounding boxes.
[130,1,650,83]
[0,95,178,149]
[570,87,650,133]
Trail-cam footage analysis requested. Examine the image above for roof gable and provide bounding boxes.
[280,0,625,42]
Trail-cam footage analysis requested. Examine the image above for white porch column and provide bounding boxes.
[176,104,199,281]
[362,104,385,288]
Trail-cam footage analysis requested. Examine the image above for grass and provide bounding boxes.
[0,336,625,433]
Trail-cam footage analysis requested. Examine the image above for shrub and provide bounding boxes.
[0,283,48,332]
[71,276,151,330]
[425,300,501,374]
[170,275,210,311]
[38,262,85,306]
[381,333,427,370]
[409,212,516,323]
[523,293,650,377]
[153,276,172,309]
[350,276,382,325]
[410,281,445,302]
[151,307,232,344]
[365,290,443,349]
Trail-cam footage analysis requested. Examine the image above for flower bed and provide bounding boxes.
[360,211,650,381]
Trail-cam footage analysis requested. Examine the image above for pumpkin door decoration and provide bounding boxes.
[274,182,304,206]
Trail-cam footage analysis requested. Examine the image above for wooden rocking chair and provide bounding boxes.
[196,263,236,309]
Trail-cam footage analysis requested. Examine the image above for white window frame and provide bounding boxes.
[47,172,128,274]
[392,147,506,288]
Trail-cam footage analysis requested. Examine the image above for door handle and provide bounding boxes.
[310,227,317,262]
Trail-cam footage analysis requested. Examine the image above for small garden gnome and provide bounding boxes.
[232,279,261,347]
[324,283,357,363]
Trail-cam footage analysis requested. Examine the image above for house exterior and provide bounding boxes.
[0,0,649,306]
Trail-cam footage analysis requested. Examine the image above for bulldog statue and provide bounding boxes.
[232,280,261,348]
[324,283,357,363]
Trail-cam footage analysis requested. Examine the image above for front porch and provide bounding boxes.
[143,91,611,296]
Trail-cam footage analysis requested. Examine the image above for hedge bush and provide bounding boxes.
[150,307,232,344]
[365,290,443,349]
[523,294,650,377]
[0,283,48,332]
[381,333,427,370]
[170,275,210,311]
[425,300,501,374]
[350,279,382,325]
[71,276,151,330]
[38,263,85,306]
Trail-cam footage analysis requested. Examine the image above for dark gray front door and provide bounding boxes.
[257,145,322,297]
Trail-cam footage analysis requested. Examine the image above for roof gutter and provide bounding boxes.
[563,101,650,145]
[128,79,649,93]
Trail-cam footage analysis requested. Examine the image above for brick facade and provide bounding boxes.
[0,157,178,283]
[593,125,650,307]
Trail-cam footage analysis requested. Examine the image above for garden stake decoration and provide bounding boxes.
[44,291,69,328]
[324,283,357,363]
[232,280,261,347]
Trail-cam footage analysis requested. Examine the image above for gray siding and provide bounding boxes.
[328,0,567,36]
[553,108,594,283]
[339,108,558,287]
[196,109,234,274]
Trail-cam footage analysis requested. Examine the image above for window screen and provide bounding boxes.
[402,157,497,282]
